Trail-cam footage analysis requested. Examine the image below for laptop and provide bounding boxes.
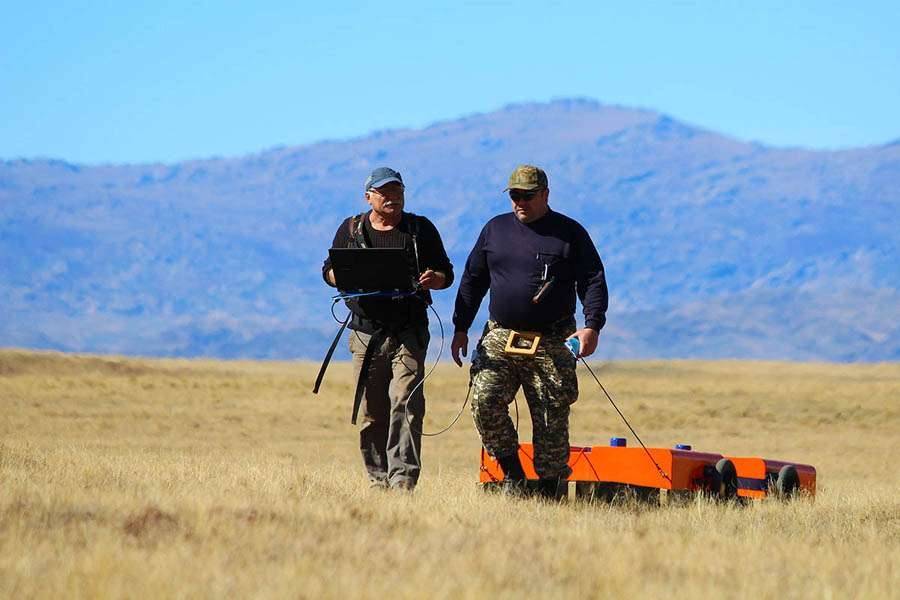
[328,248,416,292]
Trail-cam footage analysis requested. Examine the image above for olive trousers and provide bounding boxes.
[349,325,429,489]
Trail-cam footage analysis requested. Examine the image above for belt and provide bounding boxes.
[487,316,576,337]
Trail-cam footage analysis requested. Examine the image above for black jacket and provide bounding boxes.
[322,211,454,333]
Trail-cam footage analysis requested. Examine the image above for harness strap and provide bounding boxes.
[351,329,386,425]
[349,212,369,248]
[311,309,351,394]
[350,210,421,252]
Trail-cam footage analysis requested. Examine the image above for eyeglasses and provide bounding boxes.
[509,190,539,202]
[368,184,405,198]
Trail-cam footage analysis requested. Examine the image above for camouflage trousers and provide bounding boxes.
[469,318,578,479]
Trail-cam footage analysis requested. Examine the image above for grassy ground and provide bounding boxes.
[1,350,898,598]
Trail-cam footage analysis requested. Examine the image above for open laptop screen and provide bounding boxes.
[328,248,416,292]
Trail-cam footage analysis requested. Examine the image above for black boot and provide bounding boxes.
[497,452,526,480]
[537,477,563,501]
[497,453,527,496]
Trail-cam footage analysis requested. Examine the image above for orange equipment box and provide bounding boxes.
[479,440,816,500]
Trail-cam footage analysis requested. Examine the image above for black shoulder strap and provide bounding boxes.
[405,213,422,275]
[406,212,421,238]
[350,329,386,424]
[348,212,369,248]
[312,311,350,395]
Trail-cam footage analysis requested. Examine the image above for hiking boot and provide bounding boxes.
[391,479,416,492]
[537,477,565,501]
[500,478,528,498]
[497,452,526,480]
[496,452,528,497]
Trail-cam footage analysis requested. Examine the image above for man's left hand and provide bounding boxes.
[418,269,446,290]
[566,328,599,358]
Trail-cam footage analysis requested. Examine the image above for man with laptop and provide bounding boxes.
[322,167,453,492]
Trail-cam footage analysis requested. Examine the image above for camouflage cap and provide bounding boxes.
[505,164,548,191]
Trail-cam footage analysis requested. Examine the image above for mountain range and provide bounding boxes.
[2,99,898,361]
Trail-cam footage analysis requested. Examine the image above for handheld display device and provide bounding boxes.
[504,330,542,355]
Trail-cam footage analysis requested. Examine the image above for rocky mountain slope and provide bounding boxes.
[2,99,898,360]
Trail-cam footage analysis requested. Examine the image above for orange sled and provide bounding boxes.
[479,439,816,501]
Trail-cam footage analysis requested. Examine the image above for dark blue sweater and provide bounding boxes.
[453,210,608,333]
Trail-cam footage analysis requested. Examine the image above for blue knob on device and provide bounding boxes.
[564,337,580,357]
[610,437,627,447]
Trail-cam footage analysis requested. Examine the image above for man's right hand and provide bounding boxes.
[451,332,468,367]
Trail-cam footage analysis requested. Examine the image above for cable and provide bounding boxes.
[329,299,344,324]
[399,303,474,474]
[331,292,413,350]
[576,356,672,484]
[329,291,465,443]
[405,304,471,437]
[514,396,520,432]
[330,297,370,351]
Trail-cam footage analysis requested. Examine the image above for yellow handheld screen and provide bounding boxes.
[504,331,541,355]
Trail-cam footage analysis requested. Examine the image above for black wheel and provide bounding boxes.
[715,459,739,500]
[775,465,800,498]
[701,465,721,498]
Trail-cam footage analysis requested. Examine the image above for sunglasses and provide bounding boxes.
[509,189,540,202]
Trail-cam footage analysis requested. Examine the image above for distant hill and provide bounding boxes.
[2,99,898,361]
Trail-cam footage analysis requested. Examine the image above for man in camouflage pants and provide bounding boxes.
[451,165,608,498]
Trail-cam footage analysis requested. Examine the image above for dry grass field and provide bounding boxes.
[1,349,899,599]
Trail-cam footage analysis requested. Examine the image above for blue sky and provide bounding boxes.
[2,1,899,164]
